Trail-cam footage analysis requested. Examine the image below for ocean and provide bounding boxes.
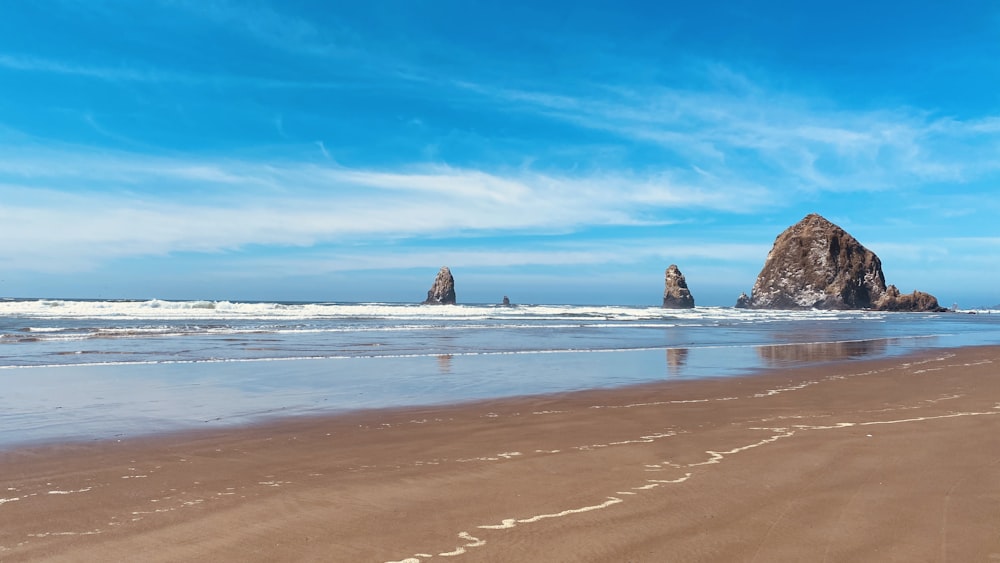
[2,298,999,447]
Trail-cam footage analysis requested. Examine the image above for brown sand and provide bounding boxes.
[2,346,1000,562]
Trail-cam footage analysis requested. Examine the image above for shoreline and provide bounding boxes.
[8,329,1000,450]
[3,345,1000,561]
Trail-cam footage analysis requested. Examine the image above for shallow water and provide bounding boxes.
[2,300,999,447]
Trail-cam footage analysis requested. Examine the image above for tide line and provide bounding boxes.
[689,429,797,466]
[478,496,624,531]
[47,487,93,495]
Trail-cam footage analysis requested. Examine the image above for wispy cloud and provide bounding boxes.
[0,145,775,272]
[0,54,188,83]
[0,53,372,90]
[458,73,1000,193]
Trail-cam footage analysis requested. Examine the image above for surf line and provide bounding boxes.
[384,496,626,563]
[478,496,624,531]
[780,407,1000,433]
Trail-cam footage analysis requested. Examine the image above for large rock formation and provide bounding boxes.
[662,264,695,309]
[423,266,456,305]
[744,213,942,311]
[746,214,884,309]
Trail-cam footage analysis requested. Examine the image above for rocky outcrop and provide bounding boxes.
[734,292,751,309]
[747,214,885,309]
[745,213,942,311]
[874,285,947,312]
[423,267,456,305]
[662,264,695,309]
[500,296,512,307]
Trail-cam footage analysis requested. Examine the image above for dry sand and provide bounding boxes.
[2,346,1000,562]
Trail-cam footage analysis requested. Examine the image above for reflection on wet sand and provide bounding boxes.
[757,339,892,366]
[666,348,689,376]
[437,354,453,374]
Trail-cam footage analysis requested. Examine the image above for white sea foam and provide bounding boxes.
[0,299,885,322]
[689,429,797,466]
[754,380,819,398]
[26,530,102,538]
[590,398,712,409]
[47,487,92,495]
[477,496,624,531]
[573,431,677,451]
[456,452,522,463]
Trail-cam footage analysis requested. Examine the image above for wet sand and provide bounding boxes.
[2,346,1000,562]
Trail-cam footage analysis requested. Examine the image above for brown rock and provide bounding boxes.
[747,214,887,309]
[746,213,943,311]
[662,264,695,309]
[423,267,456,305]
[874,285,947,312]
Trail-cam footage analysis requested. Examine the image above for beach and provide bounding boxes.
[7,2,1000,561]
[2,345,999,562]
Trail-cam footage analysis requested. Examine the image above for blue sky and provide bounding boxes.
[1,1,999,306]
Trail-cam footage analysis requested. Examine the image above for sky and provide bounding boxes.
[1,1,999,306]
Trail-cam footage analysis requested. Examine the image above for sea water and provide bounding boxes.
[2,299,999,447]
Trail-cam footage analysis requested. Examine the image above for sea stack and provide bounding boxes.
[734,292,751,309]
[423,266,456,305]
[744,213,942,311]
[662,264,695,309]
[746,214,886,309]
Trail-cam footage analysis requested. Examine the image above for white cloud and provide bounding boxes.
[0,146,775,272]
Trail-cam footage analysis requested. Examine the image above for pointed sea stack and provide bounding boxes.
[745,213,942,311]
[423,266,456,305]
[734,292,751,309]
[662,264,695,309]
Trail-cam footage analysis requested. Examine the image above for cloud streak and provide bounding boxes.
[461,75,1000,193]
[0,145,774,272]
